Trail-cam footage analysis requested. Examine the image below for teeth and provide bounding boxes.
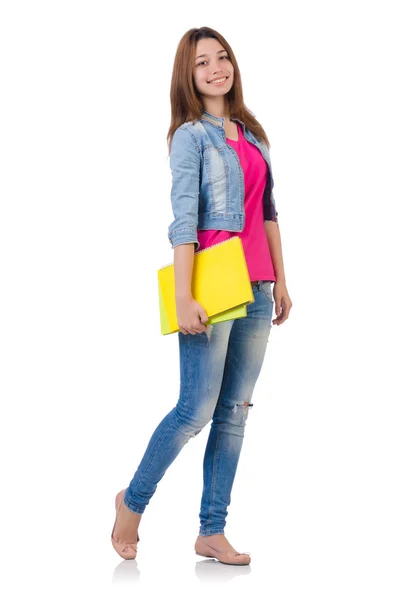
[209,77,226,84]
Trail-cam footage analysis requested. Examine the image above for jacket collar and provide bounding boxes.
[201,109,270,165]
[200,109,245,130]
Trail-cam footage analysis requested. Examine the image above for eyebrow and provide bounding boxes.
[195,49,227,60]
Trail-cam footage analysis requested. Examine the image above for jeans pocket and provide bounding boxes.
[262,282,274,303]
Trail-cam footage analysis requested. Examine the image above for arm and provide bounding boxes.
[173,242,208,335]
[167,127,201,300]
[168,127,201,252]
[264,219,292,325]
[263,163,292,324]
[174,243,195,299]
[264,220,286,284]
[263,151,284,283]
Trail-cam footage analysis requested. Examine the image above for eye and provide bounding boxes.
[197,55,229,66]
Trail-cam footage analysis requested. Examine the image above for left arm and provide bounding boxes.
[264,220,286,284]
[264,220,293,326]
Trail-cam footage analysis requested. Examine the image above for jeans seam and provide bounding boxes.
[205,353,229,534]
[261,285,273,303]
[179,335,192,420]
[176,334,192,421]
[206,425,221,535]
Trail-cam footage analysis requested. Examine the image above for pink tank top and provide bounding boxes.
[197,122,276,282]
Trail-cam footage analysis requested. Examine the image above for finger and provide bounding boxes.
[277,312,289,325]
[273,306,282,320]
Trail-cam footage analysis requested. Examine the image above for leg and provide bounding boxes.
[113,321,235,548]
[199,281,274,536]
[119,319,234,515]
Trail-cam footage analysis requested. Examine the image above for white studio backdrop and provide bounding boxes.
[0,1,396,598]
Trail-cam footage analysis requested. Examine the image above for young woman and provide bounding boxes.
[111,27,293,566]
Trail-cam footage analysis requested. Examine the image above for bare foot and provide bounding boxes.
[112,498,142,545]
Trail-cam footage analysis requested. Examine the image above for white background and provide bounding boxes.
[1,1,396,598]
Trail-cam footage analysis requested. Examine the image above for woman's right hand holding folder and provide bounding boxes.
[176,295,208,336]
[174,243,208,336]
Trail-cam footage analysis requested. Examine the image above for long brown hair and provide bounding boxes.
[167,26,271,156]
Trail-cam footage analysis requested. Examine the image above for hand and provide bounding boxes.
[272,281,292,326]
[176,295,209,335]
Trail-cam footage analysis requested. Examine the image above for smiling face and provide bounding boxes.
[193,37,234,99]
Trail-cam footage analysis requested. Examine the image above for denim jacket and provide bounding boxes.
[168,109,278,251]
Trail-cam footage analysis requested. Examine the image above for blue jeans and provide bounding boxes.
[124,280,274,536]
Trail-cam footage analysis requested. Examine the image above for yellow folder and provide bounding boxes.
[158,236,255,335]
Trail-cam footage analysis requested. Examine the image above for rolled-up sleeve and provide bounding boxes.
[264,189,278,222]
[263,152,278,223]
[168,127,201,251]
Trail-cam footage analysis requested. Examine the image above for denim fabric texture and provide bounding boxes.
[168,110,278,251]
[124,281,274,535]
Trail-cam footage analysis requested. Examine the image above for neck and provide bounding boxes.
[201,98,230,121]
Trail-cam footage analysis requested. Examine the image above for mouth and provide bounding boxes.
[207,76,229,85]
